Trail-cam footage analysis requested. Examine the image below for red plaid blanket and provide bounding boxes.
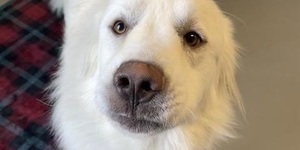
[0,0,62,149]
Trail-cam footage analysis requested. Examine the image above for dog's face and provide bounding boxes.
[62,0,238,135]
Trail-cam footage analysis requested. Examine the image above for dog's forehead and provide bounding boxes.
[110,0,201,21]
[108,0,222,33]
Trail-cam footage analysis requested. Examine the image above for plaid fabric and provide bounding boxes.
[0,0,63,149]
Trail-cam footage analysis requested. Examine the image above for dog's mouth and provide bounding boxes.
[111,114,165,133]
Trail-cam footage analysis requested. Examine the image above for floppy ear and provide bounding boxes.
[217,20,245,114]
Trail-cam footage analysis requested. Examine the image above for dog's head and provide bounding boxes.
[58,0,241,135]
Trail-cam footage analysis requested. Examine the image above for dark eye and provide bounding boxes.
[183,31,203,47]
[112,20,127,34]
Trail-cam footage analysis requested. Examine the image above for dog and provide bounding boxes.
[49,0,243,149]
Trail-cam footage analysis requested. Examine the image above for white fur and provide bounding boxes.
[49,0,243,149]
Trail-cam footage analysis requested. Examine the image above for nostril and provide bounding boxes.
[140,81,152,92]
[116,76,130,88]
[113,61,165,104]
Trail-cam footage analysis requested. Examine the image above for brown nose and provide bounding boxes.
[113,61,164,104]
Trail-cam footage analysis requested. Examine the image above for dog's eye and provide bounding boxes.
[184,31,203,47]
[113,20,127,34]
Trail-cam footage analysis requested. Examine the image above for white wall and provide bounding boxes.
[217,0,300,150]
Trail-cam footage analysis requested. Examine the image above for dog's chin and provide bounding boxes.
[111,114,167,134]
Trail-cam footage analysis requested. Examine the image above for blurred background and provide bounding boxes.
[0,0,299,150]
[216,0,300,150]
[0,0,61,149]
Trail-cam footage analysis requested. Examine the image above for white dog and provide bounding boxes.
[49,0,243,149]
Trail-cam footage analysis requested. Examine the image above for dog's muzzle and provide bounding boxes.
[108,61,168,133]
[114,61,165,112]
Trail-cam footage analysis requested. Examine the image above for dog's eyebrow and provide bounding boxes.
[119,10,141,26]
[175,17,197,35]
[116,1,146,26]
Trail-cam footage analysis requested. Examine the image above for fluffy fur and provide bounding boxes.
[49,0,243,149]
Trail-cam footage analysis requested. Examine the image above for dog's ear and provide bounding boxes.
[217,20,245,115]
